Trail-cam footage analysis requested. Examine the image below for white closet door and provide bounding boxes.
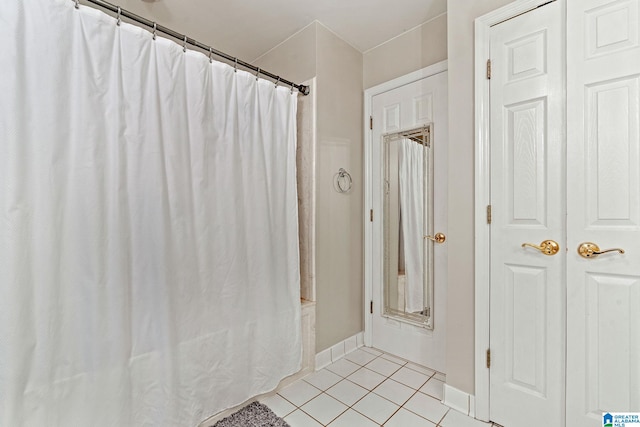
[566,0,640,425]
[488,2,565,425]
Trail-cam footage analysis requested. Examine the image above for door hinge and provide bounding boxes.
[370,116,373,130]
[486,59,492,80]
[370,301,373,314]
[370,209,374,222]
[487,205,492,224]
[486,349,491,369]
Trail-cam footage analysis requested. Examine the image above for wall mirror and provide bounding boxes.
[383,125,436,329]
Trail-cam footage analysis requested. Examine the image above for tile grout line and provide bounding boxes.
[352,356,443,426]
[381,376,434,425]
[286,351,386,426]
[297,351,393,426]
[282,348,447,426]
[320,351,387,426]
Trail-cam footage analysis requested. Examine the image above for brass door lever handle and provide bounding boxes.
[577,242,625,258]
[424,233,446,244]
[521,240,560,256]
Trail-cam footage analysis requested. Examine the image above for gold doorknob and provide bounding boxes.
[425,232,446,244]
[577,242,625,258]
[521,240,560,256]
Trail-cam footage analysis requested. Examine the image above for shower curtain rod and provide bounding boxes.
[73,0,311,96]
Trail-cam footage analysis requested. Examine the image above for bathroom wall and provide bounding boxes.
[315,25,364,352]
[445,0,514,396]
[255,22,365,353]
[363,14,448,89]
[249,24,318,85]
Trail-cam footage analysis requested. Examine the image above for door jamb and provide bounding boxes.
[474,0,560,421]
[363,60,448,347]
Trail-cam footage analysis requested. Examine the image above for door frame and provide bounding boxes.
[473,0,563,422]
[363,60,448,347]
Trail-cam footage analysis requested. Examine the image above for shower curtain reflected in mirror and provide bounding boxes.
[383,126,433,328]
[398,139,425,313]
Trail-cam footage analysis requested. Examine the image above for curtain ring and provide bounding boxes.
[183,36,187,53]
[152,22,157,40]
[234,58,238,73]
[209,48,213,63]
[74,0,79,9]
[255,68,260,81]
[275,77,280,88]
[116,6,121,26]
[290,81,295,94]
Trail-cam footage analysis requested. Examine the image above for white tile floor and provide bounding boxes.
[261,347,497,427]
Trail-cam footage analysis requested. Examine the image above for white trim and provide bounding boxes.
[364,61,448,98]
[314,332,363,370]
[442,384,473,417]
[469,395,476,418]
[473,0,559,422]
[315,347,332,370]
[363,61,448,349]
[330,341,345,361]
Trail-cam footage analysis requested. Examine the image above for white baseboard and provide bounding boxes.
[443,384,476,417]
[315,331,364,370]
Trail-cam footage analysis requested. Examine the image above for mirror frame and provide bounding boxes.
[382,124,435,329]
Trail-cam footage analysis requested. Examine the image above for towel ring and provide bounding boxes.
[334,168,353,193]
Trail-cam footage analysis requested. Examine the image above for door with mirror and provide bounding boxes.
[369,70,448,371]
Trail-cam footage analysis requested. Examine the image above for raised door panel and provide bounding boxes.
[584,274,640,414]
[585,0,639,59]
[502,264,548,397]
[383,103,401,133]
[585,76,640,228]
[414,94,434,125]
[505,98,548,226]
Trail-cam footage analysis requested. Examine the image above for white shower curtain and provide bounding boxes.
[398,139,425,313]
[0,1,301,426]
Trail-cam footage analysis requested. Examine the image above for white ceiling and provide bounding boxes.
[116,0,447,61]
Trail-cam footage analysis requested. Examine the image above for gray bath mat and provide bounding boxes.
[212,402,290,427]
